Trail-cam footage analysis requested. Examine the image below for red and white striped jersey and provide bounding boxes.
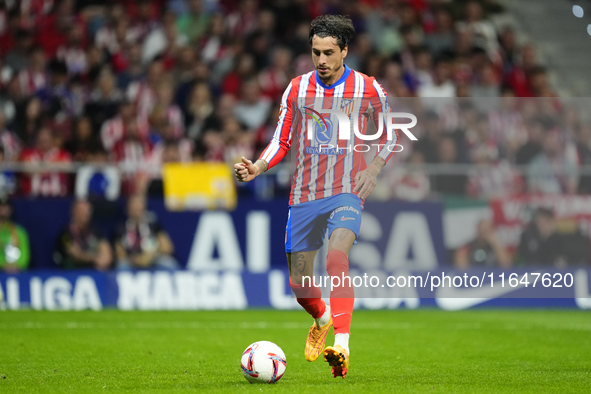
[0,129,22,162]
[100,116,150,151]
[18,68,47,96]
[258,65,397,205]
[19,147,71,197]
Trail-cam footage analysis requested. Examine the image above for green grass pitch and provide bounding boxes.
[1,309,590,393]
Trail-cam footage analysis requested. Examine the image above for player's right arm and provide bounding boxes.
[234,81,295,183]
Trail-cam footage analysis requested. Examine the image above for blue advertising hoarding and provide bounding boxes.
[1,269,590,311]
[3,197,590,310]
[11,197,447,272]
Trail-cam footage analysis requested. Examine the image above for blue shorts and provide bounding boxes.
[285,193,363,253]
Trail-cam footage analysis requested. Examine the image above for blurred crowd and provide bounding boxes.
[1,0,583,201]
[0,195,179,272]
[374,95,591,201]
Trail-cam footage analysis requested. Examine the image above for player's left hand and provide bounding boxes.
[353,166,379,200]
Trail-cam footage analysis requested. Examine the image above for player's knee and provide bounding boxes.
[289,273,304,286]
[328,228,355,251]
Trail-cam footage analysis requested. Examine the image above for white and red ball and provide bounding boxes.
[240,341,286,384]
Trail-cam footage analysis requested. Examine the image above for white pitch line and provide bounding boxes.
[0,321,589,331]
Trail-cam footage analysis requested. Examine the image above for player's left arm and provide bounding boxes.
[354,79,395,199]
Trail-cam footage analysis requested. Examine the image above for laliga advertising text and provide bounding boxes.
[302,272,575,292]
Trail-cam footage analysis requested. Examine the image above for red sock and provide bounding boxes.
[290,279,326,319]
[326,249,354,334]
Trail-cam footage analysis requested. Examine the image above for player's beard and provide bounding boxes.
[317,63,342,84]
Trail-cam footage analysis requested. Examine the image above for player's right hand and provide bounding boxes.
[234,157,257,182]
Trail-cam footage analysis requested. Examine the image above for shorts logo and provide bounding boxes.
[341,217,355,221]
[330,206,360,219]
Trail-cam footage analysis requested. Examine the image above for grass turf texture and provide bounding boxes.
[0,310,590,393]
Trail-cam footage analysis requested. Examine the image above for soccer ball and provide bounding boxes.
[240,341,286,384]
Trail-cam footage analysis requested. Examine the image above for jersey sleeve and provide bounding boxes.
[258,81,294,170]
[370,78,398,163]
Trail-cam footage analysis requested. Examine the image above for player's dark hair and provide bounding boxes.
[309,15,355,50]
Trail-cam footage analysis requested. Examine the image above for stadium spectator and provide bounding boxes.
[145,132,192,197]
[113,42,144,89]
[515,207,566,267]
[0,9,21,58]
[19,126,71,197]
[528,66,556,97]
[114,194,178,270]
[456,0,497,56]
[184,81,214,140]
[454,219,511,269]
[222,117,254,168]
[0,59,16,121]
[111,118,152,196]
[233,78,271,130]
[221,53,257,98]
[515,116,546,166]
[424,7,455,56]
[498,26,518,72]
[198,12,231,68]
[176,0,210,44]
[131,0,160,41]
[14,96,43,147]
[258,46,292,101]
[575,123,591,194]
[342,32,372,72]
[383,150,431,202]
[100,100,148,151]
[487,91,527,160]
[0,147,17,196]
[142,10,188,64]
[0,111,22,161]
[84,70,124,134]
[226,0,259,39]
[505,44,537,97]
[65,116,101,162]
[467,147,522,199]
[364,1,403,58]
[53,199,112,270]
[95,5,134,55]
[171,45,197,87]
[55,23,87,76]
[34,0,76,58]
[149,81,184,139]
[431,135,467,196]
[36,59,77,119]
[0,195,30,274]
[418,55,455,106]
[4,29,35,73]
[414,110,442,163]
[470,61,500,102]
[127,57,163,119]
[527,129,578,194]
[17,45,47,98]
